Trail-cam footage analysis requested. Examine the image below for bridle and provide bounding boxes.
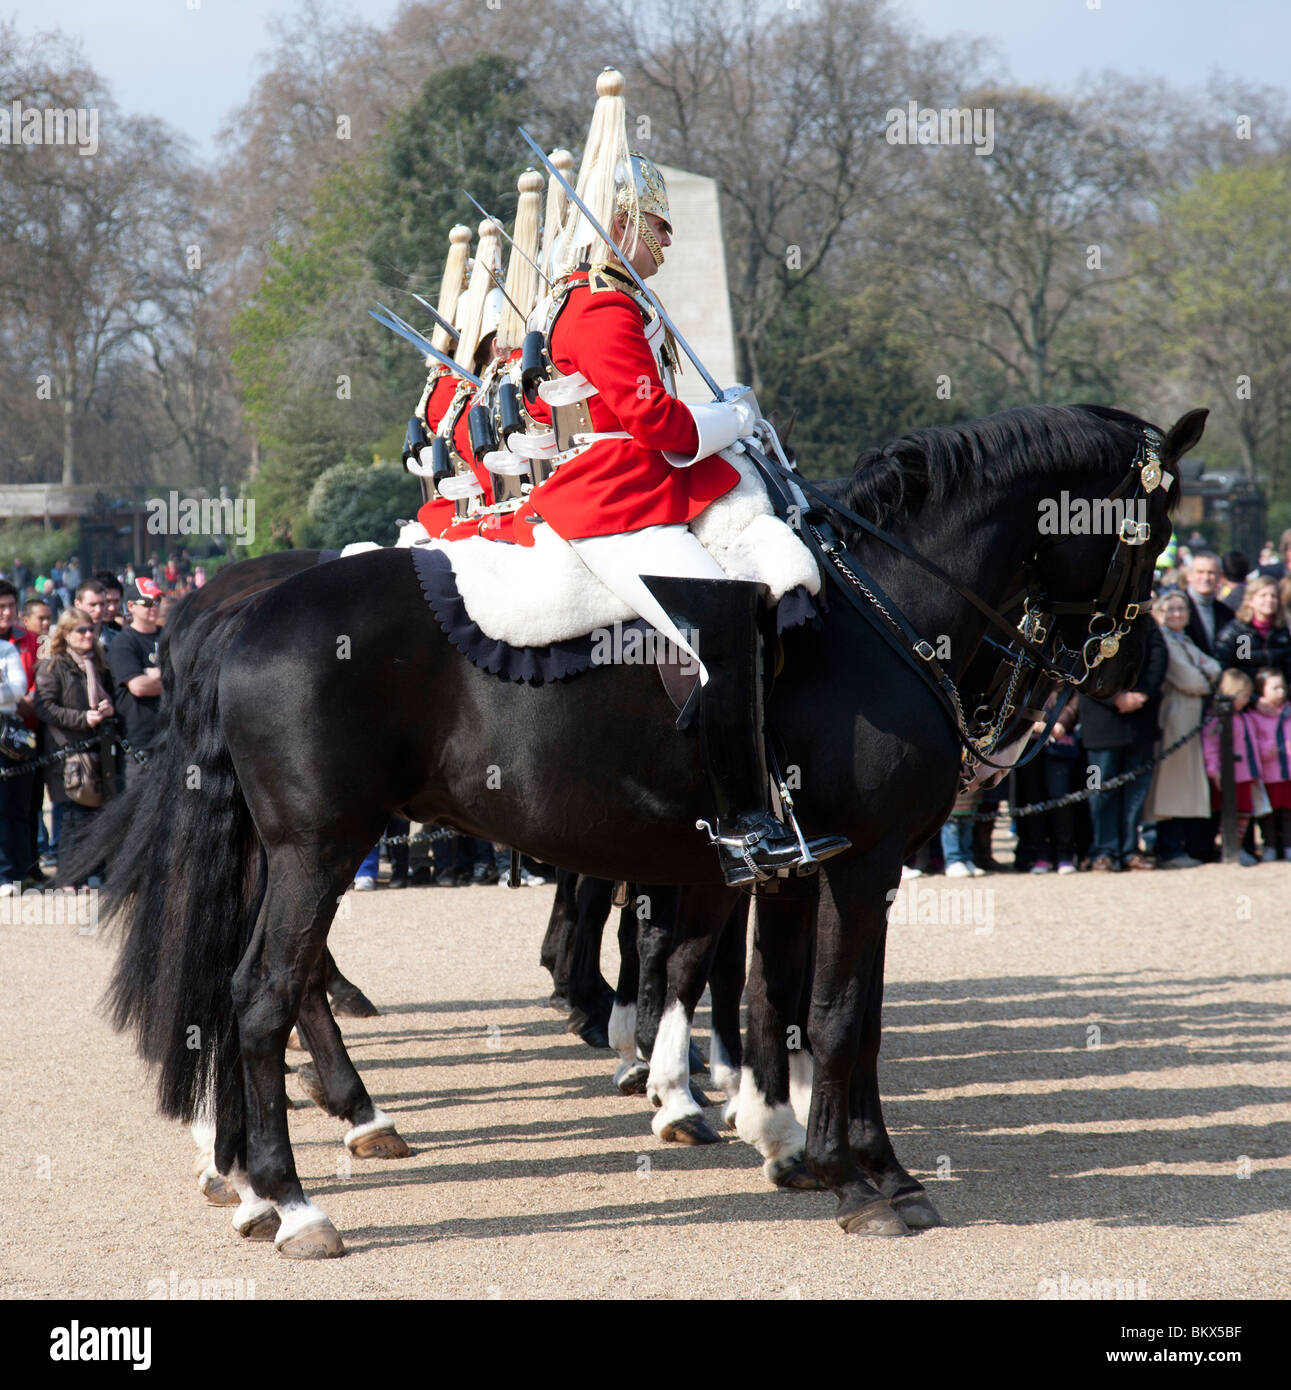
[741,421,1173,775]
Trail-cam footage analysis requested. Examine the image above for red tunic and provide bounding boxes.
[510,270,738,544]
[415,370,461,539]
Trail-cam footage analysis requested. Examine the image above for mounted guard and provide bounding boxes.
[426,68,848,885]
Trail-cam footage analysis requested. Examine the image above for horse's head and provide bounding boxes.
[1029,406,1207,701]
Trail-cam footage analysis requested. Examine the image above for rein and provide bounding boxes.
[740,420,1169,775]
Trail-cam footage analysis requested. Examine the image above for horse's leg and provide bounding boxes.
[294,956,411,1160]
[707,889,748,1126]
[735,881,824,1189]
[610,897,646,1092]
[191,1102,238,1206]
[566,875,615,1049]
[324,948,380,1019]
[231,844,354,1259]
[632,883,674,1094]
[848,924,942,1228]
[540,868,579,1009]
[804,852,910,1236]
[647,884,725,1145]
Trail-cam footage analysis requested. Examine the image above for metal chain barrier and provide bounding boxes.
[970,710,1209,821]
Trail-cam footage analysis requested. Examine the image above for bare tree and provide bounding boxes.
[0,25,199,486]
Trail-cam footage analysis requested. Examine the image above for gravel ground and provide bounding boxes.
[1,862,1288,1301]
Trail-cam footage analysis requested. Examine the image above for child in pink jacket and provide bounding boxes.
[1203,669,1263,865]
[1247,667,1291,860]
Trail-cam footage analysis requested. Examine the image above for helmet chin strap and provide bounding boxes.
[636,215,665,267]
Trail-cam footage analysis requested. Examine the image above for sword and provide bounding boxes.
[460,187,554,287]
[517,126,722,401]
[368,308,483,388]
[482,264,528,325]
[407,292,460,345]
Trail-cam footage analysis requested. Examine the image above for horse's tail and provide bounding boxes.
[65,592,270,1123]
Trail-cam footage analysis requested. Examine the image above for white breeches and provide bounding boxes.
[571,524,726,683]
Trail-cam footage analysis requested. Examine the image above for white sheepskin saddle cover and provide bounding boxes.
[358,453,821,648]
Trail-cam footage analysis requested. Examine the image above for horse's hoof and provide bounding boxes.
[286,1027,304,1051]
[275,1219,345,1260]
[568,1011,611,1050]
[198,1167,240,1206]
[891,1190,943,1229]
[767,1157,827,1191]
[659,1114,723,1145]
[690,1082,713,1107]
[837,1197,910,1237]
[616,1061,649,1095]
[330,987,379,1019]
[688,1041,705,1074]
[295,1061,327,1109]
[347,1126,411,1160]
[235,1208,281,1241]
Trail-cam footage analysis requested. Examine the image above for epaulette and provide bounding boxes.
[588,262,637,295]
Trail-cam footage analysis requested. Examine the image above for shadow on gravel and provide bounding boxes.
[878,969,1291,1228]
[304,968,1289,1240]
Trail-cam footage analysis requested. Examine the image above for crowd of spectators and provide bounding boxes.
[7,529,1289,893]
[920,531,1291,878]
[0,549,545,894]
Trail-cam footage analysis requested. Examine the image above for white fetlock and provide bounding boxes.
[344,1108,397,1152]
[733,1065,807,1181]
[274,1200,344,1258]
[232,1195,278,1236]
[648,1000,700,1137]
[788,1051,814,1128]
[228,1165,277,1236]
[608,1001,637,1067]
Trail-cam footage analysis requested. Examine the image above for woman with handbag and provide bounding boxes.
[33,607,118,886]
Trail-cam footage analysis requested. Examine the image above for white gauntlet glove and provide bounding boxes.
[664,388,759,468]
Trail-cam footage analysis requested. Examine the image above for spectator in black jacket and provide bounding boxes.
[1214,576,1291,682]
[1183,551,1234,658]
[1078,621,1168,872]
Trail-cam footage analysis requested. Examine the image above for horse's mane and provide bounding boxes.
[838,404,1154,528]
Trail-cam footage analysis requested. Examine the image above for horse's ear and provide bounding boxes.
[1161,408,1208,463]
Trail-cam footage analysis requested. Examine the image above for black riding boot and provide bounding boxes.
[642,575,850,887]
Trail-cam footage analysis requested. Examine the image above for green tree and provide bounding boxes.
[1132,158,1291,495]
[231,162,409,549]
[367,56,549,301]
[297,460,422,550]
[757,277,959,477]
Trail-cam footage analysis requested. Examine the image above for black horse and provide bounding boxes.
[73,403,1201,1257]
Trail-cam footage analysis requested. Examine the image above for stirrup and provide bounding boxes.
[696,819,777,884]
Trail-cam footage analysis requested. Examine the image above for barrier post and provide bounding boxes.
[1217,697,1239,864]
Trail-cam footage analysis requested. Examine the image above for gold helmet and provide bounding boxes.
[615,153,671,266]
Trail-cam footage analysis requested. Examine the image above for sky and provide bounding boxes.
[4,0,1285,162]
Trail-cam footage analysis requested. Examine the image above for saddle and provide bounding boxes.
[386,452,821,696]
